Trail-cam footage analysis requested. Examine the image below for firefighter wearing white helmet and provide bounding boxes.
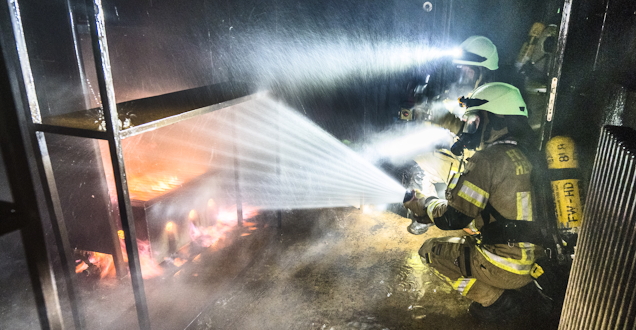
[403,82,550,322]
[410,36,500,150]
[404,36,502,236]
[448,35,500,104]
[408,35,500,121]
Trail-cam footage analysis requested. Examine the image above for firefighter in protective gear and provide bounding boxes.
[453,35,499,92]
[425,35,500,120]
[391,36,500,236]
[417,35,500,157]
[406,36,500,235]
[404,82,546,322]
[402,36,499,123]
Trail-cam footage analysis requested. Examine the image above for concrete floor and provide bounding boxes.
[0,206,561,329]
[185,207,561,330]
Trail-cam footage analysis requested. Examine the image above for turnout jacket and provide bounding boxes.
[407,141,543,275]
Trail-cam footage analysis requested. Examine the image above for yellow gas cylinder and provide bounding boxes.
[516,22,546,68]
[545,136,583,232]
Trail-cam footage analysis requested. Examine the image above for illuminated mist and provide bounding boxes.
[212,95,408,209]
[357,124,455,165]
[119,95,408,213]
[243,37,461,92]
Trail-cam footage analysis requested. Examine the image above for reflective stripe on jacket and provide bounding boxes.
[444,143,541,274]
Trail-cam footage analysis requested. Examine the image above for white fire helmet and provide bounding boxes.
[453,36,499,71]
[460,82,528,120]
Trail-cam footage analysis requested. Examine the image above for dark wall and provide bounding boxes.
[18,0,555,142]
[20,1,86,117]
[0,151,12,202]
[197,0,456,141]
[552,0,636,181]
[448,0,550,66]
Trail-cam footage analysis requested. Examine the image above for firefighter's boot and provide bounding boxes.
[518,281,554,320]
[468,289,522,323]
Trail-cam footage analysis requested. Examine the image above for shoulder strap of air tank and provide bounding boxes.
[479,203,547,246]
[518,143,565,255]
[479,201,501,226]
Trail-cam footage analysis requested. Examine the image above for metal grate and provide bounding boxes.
[559,125,636,330]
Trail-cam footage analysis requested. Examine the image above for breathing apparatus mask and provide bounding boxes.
[450,83,529,155]
[450,96,489,156]
[452,36,499,92]
[450,112,480,155]
[454,53,488,88]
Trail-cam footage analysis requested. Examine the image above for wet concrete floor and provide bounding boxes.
[186,207,561,330]
[0,206,561,330]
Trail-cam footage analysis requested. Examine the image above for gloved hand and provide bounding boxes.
[403,189,434,235]
[403,189,437,222]
[430,111,463,136]
[420,174,438,197]
[403,188,426,203]
[407,219,432,235]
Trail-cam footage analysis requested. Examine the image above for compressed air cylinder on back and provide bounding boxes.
[546,136,583,233]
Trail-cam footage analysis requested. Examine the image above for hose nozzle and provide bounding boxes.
[403,189,416,203]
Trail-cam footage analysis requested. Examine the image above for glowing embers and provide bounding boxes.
[97,110,216,202]
[75,250,115,279]
[74,238,162,280]
[74,203,260,281]
[128,175,185,202]
[181,205,258,248]
[160,204,261,272]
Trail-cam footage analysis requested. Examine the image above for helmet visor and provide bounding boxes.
[456,50,488,64]
[458,96,489,109]
[462,112,480,134]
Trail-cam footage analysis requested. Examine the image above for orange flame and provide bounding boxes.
[190,205,260,248]
[98,130,209,202]
[122,239,163,279]
[165,221,176,233]
[75,261,89,273]
[74,251,115,279]
[76,204,260,281]
[74,240,164,280]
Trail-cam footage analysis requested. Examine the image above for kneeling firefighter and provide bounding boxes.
[394,36,501,235]
[403,82,562,322]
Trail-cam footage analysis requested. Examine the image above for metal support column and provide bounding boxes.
[0,0,86,328]
[0,41,62,330]
[276,103,283,228]
[84,0,150,329]
[35,131,87,330]
[233,111,244,226]
[540,0,574,149]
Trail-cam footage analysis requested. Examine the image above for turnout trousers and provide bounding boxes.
[419,236,533,306]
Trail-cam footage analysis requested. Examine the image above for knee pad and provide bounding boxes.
[419,240,434,264]
[419,236,465,263]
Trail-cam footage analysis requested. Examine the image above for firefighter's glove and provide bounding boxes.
[403,189,437,224]
[429,111,464,136]
[403,189,426,203]
[407,220,432,235]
